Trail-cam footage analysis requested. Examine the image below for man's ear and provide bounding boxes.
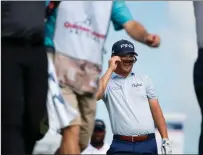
[133,56,137,63]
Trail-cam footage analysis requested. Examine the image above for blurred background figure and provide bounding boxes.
[82,119,110,154]
[1,1,48,154]
[42,0,78,139]
[193,1,203,154]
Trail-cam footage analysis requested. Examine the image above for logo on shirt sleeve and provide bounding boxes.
[109,85,121,90]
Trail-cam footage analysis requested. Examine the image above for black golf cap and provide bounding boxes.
[112,39,138,56]
[94,119,105,131]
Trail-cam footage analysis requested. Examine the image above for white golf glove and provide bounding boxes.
[161,138,172,154]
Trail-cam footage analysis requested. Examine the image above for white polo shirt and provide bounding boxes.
[82,143,110,154]
[102,72,157,136]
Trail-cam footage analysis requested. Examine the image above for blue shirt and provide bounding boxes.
[44,1,133,48]
[103,72,157,136]
[111,1,133,31]
[45,1,57,48]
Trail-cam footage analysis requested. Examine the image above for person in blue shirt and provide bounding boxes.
[45,1,161,154]
[45,1,160,51]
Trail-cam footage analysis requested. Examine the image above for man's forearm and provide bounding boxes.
[96,68,113,100]
[124,20,149,44]
[150,101,168,138]
[154,112,168,139]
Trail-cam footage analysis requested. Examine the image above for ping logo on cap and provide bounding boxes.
[96,121,103,126]
[120,44,134,49]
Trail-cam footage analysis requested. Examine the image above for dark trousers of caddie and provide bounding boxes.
[193,2,203,154]
[107,133,158,154]
[194,49,203,154]
[1,38,48,154]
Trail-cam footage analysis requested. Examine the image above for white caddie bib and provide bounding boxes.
[54,1,113,65]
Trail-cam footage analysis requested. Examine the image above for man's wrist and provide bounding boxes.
[161,133,169,139]
[107,67,114,73]
[143,33,150,44]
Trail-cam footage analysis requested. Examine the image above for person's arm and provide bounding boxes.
[111,0,160,47]
[149,99,168,139]
[149,98,173,154]
[96,56,121,100]
[123,21,149,44]
[96,68,113,101]
[145,76,168,139]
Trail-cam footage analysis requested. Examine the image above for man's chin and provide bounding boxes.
[123,67,132,73]
[91,141,103,146]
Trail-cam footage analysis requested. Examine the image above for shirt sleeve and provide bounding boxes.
[81,145,90,154]
[111,0,133,31]
[102,87,108,102]
[45,8,57,48]
[44,0,58,48]
[145,76,158,99]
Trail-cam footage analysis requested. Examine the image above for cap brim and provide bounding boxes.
[94,126,105,131]
[116,51,138,56]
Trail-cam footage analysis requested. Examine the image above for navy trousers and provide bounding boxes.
[107,135,158,154]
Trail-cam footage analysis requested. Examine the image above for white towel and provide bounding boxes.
[47,54,78,133]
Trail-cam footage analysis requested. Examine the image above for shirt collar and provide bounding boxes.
[111,71,135,79]
[89,143,109,151]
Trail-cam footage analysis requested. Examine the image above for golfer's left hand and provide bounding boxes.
[144,34,160,47]
[161,138,172,154]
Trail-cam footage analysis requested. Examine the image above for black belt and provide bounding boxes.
[113,133,155,142]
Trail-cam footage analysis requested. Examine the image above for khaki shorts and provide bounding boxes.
[48,52,97,150]
[61,85,97,150]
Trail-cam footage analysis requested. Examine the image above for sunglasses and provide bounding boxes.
[120,55,137,63]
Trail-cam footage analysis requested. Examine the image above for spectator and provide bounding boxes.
[1,1,48,154]
[82,119,110,154]
[193,1,203,154]
[40,0,78,144]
